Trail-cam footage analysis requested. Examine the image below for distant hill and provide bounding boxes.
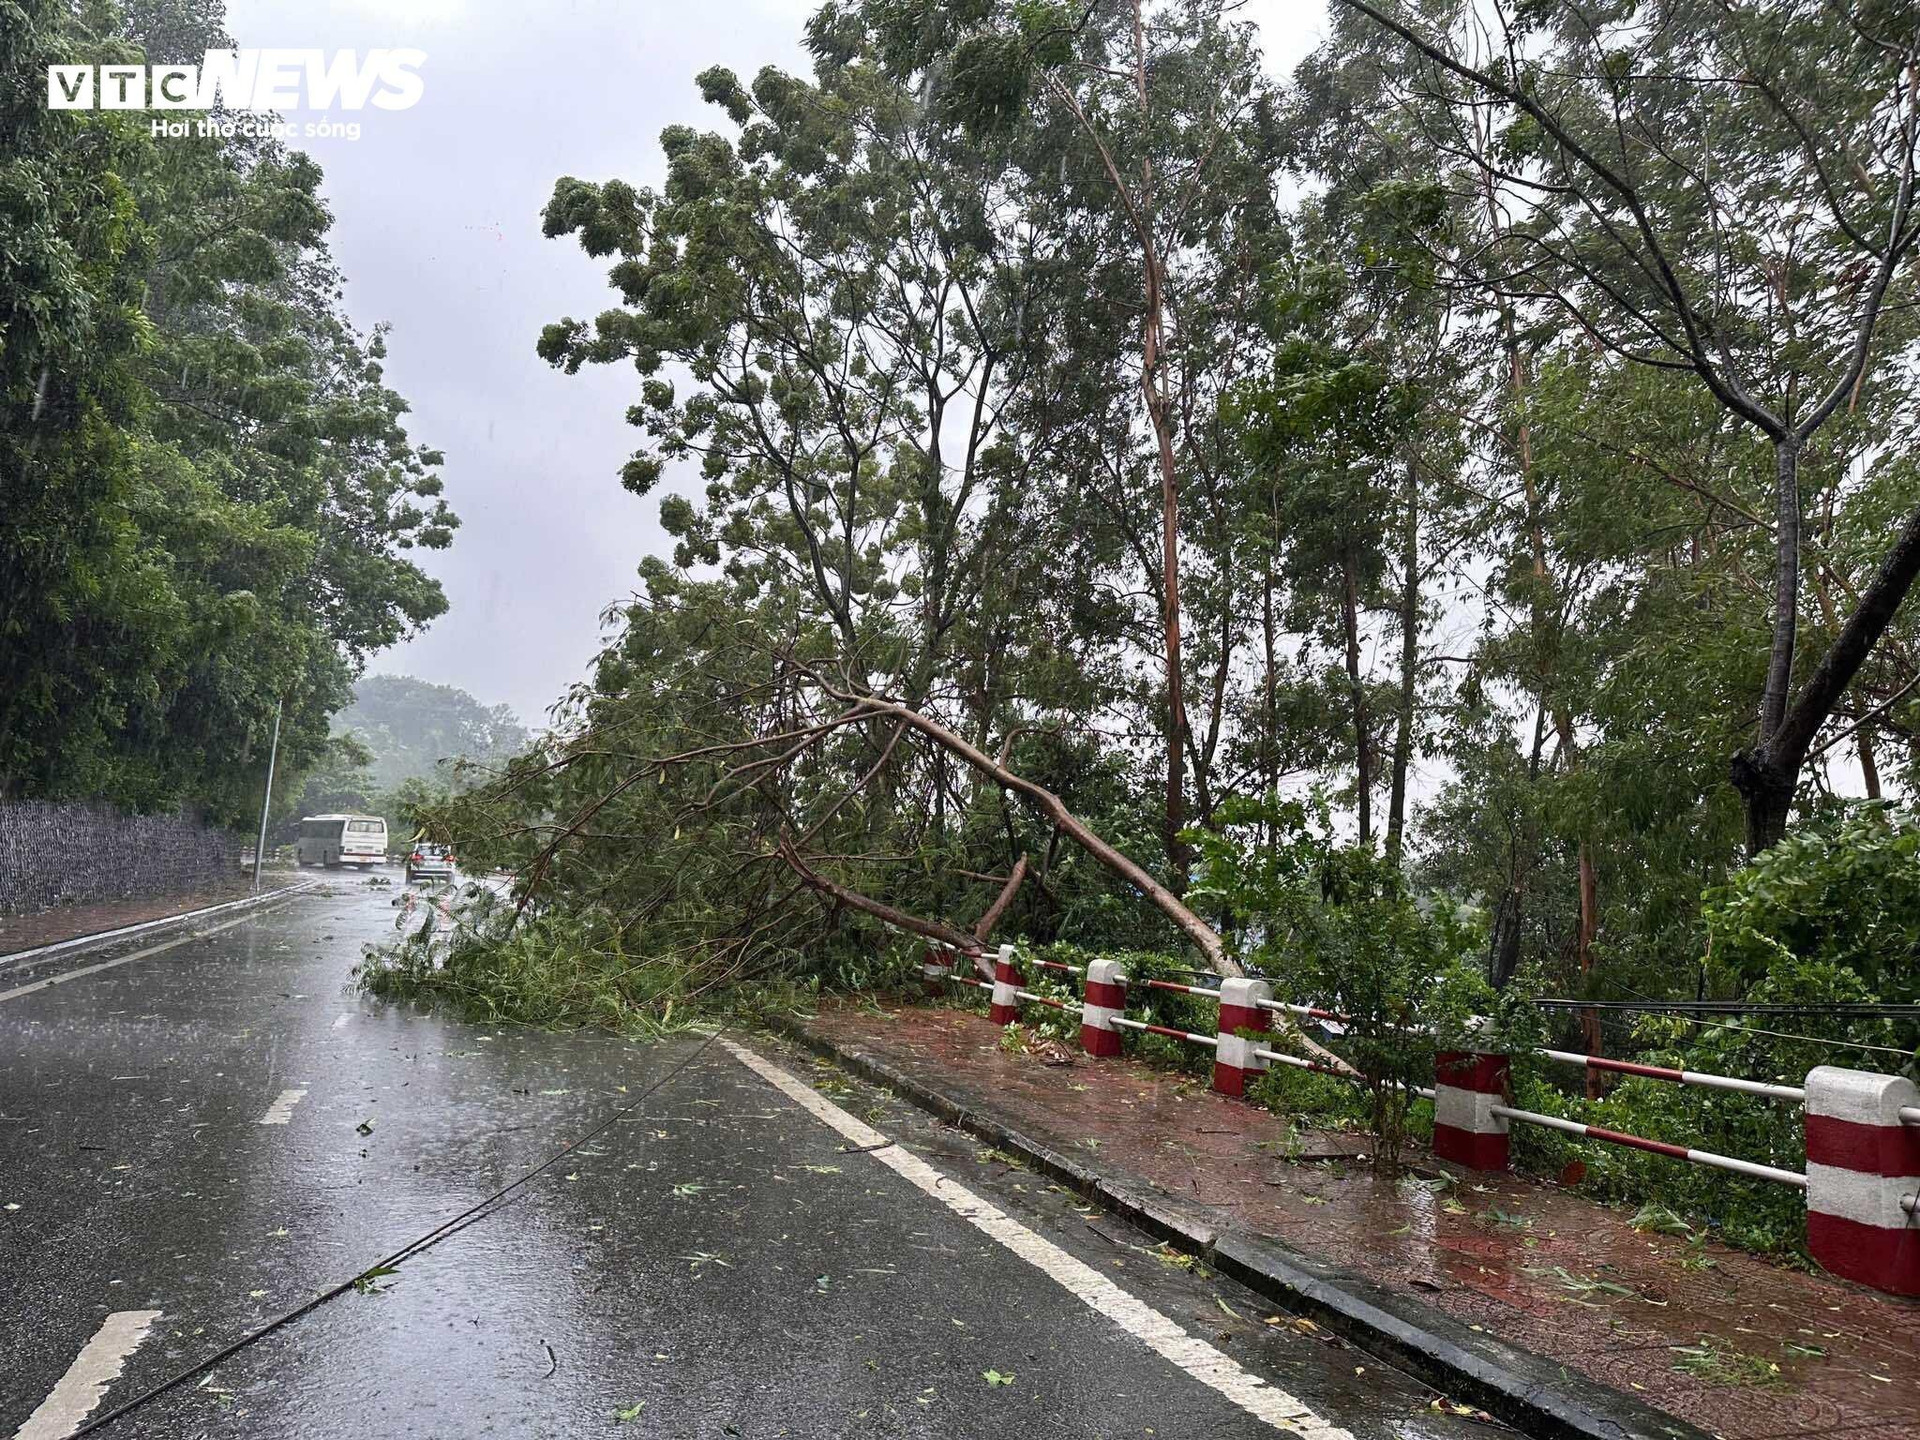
[334,674,528,790]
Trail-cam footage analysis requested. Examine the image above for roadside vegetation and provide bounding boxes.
[2,0,456,824]
[290,675,528,846]
[159,0,1912,1261]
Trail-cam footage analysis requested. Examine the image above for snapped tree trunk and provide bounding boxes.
[800,677,1361,1076]
[972,853,1029,943]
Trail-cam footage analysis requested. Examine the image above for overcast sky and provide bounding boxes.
[224,0,1333,726]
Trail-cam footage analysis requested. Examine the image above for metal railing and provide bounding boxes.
[1535,1049,1805,1103]
[921,936,1822,1192]
[1486,1104,1806,1187]
[1111,1015,1217,1047]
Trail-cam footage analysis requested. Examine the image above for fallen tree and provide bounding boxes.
[764,671,1356,1074]
[804,673,1240,975]
[418,615,1355,1073]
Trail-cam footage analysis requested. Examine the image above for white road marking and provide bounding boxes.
[0,900,307,1007]
[13,1309,162,1440]
[720,1038,1352,1438]
[258,1088,308,1125]
[0,882,321,972]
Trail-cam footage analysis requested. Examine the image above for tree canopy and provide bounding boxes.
[0,0,456,827]
[455,0,1920,1061]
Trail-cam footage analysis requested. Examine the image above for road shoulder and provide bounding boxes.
[0,877,323,977]
[783,999,1917,1440]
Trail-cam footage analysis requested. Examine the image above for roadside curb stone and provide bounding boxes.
[775,1011,1714,1440]
[0,879,318,971]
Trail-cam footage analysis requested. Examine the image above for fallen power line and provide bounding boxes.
[70,1030,722,1436]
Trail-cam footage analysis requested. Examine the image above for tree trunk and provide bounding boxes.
[1859,730,1882,799]
[1733,439,1806,854]
[1125,0,1188,893]
[1736,768,1794,854]
[1738,496,1920,850]
[1046,0,1190,889]
[1160,437,1188,889]
[1491,703,1551,988]
[1549,710,1602,1091]
[1262,561,1278,794]
[1386,458,1419,862]
[1575,833,1601,1099]
[1759,438,1803,744]
[1342,547,1372,848]
[1261,556,1279,855]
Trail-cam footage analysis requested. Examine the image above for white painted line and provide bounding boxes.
[0,882,321,972]
[258,1089,308,1125]
[0,896,311,1008]
[719,1038,1351,1438]
[13,1309,162,1440]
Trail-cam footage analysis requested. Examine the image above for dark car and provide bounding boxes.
[406,843,456,884]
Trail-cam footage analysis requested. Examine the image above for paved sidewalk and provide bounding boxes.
[0,874,294,957]
[799,999,1920,1440]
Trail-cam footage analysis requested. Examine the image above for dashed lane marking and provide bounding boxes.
[719,1037,1352,1439]
[258,1089,308,1125]
[13,1309,162,1440]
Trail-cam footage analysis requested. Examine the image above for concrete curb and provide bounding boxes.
[0,879,322,972]
[775,1014,1714,1440]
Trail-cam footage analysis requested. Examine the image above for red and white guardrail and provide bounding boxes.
[1534,1048,1806,1102]
[916,936,1920,1297]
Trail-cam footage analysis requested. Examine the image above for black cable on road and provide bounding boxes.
[71,1028,722,1437]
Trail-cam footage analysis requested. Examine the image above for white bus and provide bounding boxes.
[297,814,388,868]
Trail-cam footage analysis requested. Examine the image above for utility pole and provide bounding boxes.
[253,696,283,894]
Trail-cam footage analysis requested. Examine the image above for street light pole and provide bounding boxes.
[253,695,283,894]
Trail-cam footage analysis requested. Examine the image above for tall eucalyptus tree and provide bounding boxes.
[1337,0,1920,851]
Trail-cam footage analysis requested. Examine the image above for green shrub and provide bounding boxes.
[1703,801,1920,1007]
[1185,793,1532,1165]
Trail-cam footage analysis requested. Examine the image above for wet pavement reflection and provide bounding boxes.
[1,883,1498,1438]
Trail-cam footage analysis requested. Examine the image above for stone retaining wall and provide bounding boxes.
[0,801,242,915]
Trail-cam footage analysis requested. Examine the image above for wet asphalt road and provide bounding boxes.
[0,881,1504,1439]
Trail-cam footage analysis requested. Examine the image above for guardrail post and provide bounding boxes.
[1804,1066,1920,1296]
[1212,977,1272,1098]
[988,943,1020,1026]
[1433,1025,1510,1172]
[1081,959,1126,1058]
[921,945,950,998]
